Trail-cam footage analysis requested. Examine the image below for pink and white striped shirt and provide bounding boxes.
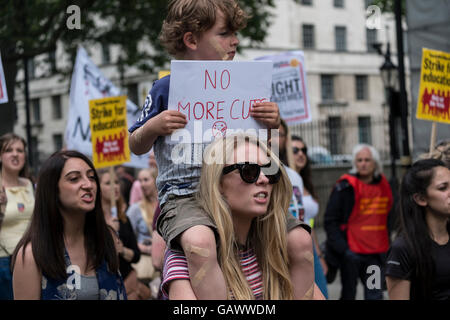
[161,247,263,299]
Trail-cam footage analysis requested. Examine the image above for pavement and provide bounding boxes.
[315,227,389,300]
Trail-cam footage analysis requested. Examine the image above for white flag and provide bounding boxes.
[0,52,8,104]
[65,46,149,168]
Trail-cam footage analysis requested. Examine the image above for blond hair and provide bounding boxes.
[138,168,158,231]
[97,168,127,223]
[160,0,248,58]
[196,133,294,300]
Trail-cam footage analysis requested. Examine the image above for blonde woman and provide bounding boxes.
[126,168,159,282]
[98,168,149,300]
[162,133,320,300]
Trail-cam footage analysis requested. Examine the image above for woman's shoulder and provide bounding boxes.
[14,242,37,270]
[390,235,408,249]
[18,177,34,189]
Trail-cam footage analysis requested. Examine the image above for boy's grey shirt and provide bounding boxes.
[129,75,207,207]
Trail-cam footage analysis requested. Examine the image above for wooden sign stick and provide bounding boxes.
[429,122,437,157]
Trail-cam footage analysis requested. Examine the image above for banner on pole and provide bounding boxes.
[416,48,450,124]
[0,52,8,104]
[255,51,311,125]
[167,60,272,143]
[65,46,149,168]
[90,96,130,169]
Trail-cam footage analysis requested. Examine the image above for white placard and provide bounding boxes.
[0,52,8,104]
[256,51,311,125]
[167,60,272,143]
[65,46,149,168]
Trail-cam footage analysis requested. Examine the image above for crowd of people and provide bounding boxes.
[0,0,449,300]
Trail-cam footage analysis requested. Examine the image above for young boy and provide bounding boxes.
[129,0,316,299]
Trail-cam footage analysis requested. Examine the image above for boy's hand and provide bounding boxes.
[152,110,188,136]
[250,102,281,129]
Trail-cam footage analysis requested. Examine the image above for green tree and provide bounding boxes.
[0,0,275,135]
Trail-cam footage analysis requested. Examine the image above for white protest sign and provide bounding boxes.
[65,46,149,168]
[167,60,272,143]
[256,51,311,125]
[0,52,8,104]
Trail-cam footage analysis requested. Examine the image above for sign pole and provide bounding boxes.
[429,122,437,156]
[109,166,116,212]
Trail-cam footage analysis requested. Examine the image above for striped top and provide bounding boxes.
[161,248,263,300]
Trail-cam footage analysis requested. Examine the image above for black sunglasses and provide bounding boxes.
[293,146,308,155]
[222,162,281,184]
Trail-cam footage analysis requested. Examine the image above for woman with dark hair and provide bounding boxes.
[0,133,34,300]
[385,159,450,300]
[11,150,126,300]
[291,135,328,299]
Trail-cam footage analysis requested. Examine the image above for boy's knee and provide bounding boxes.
[180,225,217,259]
[287,226,313,261]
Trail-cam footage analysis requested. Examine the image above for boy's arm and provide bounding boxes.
[129,110,187,155]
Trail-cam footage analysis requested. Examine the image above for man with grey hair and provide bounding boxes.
[323,144,393,300]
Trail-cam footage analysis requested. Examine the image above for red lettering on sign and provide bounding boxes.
[206,101,215,120]
[205,70,216,89]
[178,101,191,120]
[230,99,240,119]
[193,102,205,120]
[221,70,231,90]
[216,101,224,119]
[204,69,231,90]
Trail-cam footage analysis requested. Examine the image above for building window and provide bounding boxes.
[301,0,312,5]
[366,28,378,52]
[31,98,41,123]
[27,58,35,80]
[328,116,342,155]
[52,95,62,119]
[48,50,57,73]
[335,26,347,51]
[356,75,368,100]
[302,24,315,49]
[101,43,111,64]
[53,134,63,151]
[358,116,372,144]
[321,75,334,101]
[334,0,344,8]
[126,83,139,106]
[30,136,39,173]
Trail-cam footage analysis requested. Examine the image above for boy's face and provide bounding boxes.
[192,10,239,60]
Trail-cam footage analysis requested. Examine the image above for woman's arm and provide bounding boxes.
[12,244,41,300]
[386,276,411,300]
[169,280,197,300]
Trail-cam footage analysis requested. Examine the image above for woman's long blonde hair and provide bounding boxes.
[196,133,294,300]
[139,168,158,231]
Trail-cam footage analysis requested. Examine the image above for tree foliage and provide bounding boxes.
[0,0,276,134]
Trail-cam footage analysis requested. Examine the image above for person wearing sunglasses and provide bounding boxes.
[291,135,329,299]
[323,144,393,300]
[160,133,322,299]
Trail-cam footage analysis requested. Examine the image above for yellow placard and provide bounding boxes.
[158,70,170,79]
[416,48,450,124]
[89,96,130,169]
